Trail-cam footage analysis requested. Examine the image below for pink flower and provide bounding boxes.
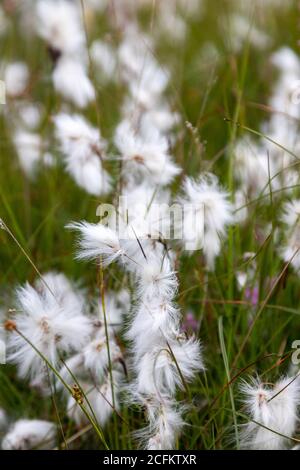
[245,286,259,306]
[182,312,199,333]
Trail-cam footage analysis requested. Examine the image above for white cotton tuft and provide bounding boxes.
[233,138,274,196]
[134,337,203,397]
[270,47,300,75]
[13,129,42,177]
[117,184,173,244]
[127,299,180,357]
[52,57,95,108]
[224,14,271,53]
[8,276,91,380]
[118,32,169,108]
[2,419,56,450]
[240,376,300,449]
[90,40,117,82]
[83,328,121,381]
[35,271,86,316]
[67,221,124,266]
[178,174,233,268]
[114,120,180,186]
[137,255,178,301]
[54,113,111,195]
[36,0,84,56]
[5,62,29,98]
[18,103,43,130]
[140,401,184,450]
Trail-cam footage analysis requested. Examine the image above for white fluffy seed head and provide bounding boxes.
[5,62,29,97]
[13,129,44,177]
[137,400,184,450]
[54,113,111,195]
[83,327,122,381]
[8,276,91,380]
[90,40,117,82]
[142,338,201,396]
[2,419,56,450]
[127,299,180,358]
[36,0,84,56]
[240,376,300,449]
[67,221,124,266]
[35,271,86,316]
[52,57,95,108]
[137,255,178,301]
[114,119,180,186]
[178,173,233,268]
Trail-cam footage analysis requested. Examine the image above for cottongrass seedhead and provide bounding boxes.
[90,40,117,83]
[178,173,233,268]
[127,300,181,357]
[270,46,300,74]
[13,129,45,178]
[35,0,95,108]
[35,271,86,315]
[117,183,172,243]
[67,222,124,266]
[18,103,43,131]
[123,240,203,449]
[240,376,300,449]
[8,275,91,381]
[118,29,171,111]
[52,57,95,109]
[133,337,202,397]
[137,400,184,451]
[281,200,300,228]
[54,113,111,195]
[4,61,29,98]
[224,13,271,54]
[69,211,204,449]
[121,95,180,136]
[2,419,56,450]
[114,119,180,186]
[233,137,273,197]
[36,0,84,56]
[137,255,178,301]
[156,1,187,43]
[54,287,128,430]
[54,113,107,159]
[83,327,122,382]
